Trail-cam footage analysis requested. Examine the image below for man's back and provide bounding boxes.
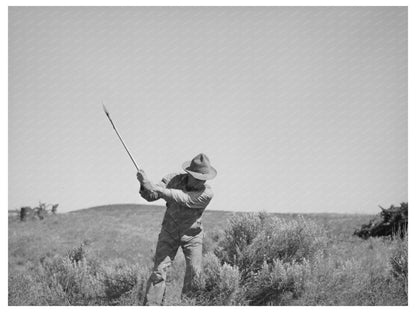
[160,173,213,235]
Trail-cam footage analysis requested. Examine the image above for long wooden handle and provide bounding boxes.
[103,103,140,171]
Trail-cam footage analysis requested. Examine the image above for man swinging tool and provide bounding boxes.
[102,105,216,305]
[137,153,217,305]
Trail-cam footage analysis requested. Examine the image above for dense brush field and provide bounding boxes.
[8,204,407,306]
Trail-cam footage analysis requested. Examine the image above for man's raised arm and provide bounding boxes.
[137,170,163,202]
[154,186,213,209]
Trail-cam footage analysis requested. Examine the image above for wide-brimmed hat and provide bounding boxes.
[182,153,217,180]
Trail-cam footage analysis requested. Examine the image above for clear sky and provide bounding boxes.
[8,6,407,214]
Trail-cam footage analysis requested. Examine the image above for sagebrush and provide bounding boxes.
[9,208,407,306]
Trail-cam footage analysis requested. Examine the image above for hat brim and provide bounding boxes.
[182,161,217,180]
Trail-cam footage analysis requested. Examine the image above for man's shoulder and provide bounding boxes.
[163,172,184,179]
[162,172,186,185]
[203,183,214,198]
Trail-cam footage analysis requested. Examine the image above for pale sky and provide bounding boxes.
[8,6,407,213]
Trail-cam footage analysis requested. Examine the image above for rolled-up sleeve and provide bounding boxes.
[157,187,213,209]
[140,189,159,202]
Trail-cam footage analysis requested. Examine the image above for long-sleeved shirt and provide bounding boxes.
[140,173,214,235]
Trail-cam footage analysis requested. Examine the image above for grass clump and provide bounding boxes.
[185,252,244,305]
[101,258,149,305]
[390,232,407,296]
[295,237,408,306]
[9,242,150,306]
[245,258,311,305]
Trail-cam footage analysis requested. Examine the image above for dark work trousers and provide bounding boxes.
[143,226,203,305]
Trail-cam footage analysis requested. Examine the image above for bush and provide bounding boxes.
[244,217,327,273]
[245,258,312,305]
[9,242,151,306]
[9,213,408,306]
[215,212,268,267]
[101,259,149,305]
[9,271,51,305]
[202,231,221,255]
[67,241,89,264]
[37,255,105,305]
[209,213,328,305]
[296,237,408,306]
[215,213,327,278]
[390,232,407,295]
[186,252,244,305]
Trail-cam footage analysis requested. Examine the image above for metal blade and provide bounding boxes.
[102,101,110,117]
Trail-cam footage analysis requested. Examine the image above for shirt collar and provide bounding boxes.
[183,174,205,192]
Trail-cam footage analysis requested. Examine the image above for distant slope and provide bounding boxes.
[8,204,235,272]
[70,203,165,213]
[69,203,236,230]
[9,203,370,274]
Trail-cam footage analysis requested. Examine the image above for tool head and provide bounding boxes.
[102,102,110,117]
